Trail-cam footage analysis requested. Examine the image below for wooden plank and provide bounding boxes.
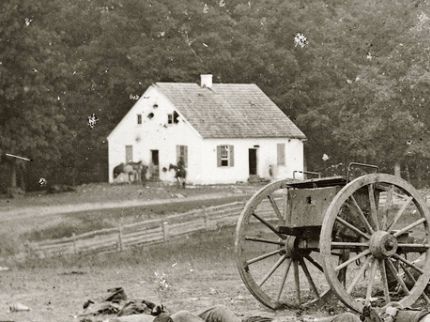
[123,233,164,246]
[123,230,164,242]
[123,227,162,239]
[37,242,74,251]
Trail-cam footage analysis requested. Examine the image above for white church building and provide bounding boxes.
[107,75,306,184]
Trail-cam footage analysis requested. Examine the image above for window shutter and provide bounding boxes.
[217,146,222,167]
[277,143,285,166]
[176,145,180,164]
[229,145,234,167]
[184,146,188,167]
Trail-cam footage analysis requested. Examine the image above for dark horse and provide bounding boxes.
[169,161,187,188]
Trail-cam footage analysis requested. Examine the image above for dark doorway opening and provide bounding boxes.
[151,150,159,180]
[249,148,257,175]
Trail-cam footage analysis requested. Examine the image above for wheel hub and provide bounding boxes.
[284,236,298,258]
[369,230,398,259]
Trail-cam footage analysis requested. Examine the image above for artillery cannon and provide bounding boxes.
[234,163,430,313]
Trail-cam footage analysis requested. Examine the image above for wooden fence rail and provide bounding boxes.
[28,199,279,259]
[26,191,430,260]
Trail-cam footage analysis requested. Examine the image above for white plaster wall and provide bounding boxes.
[198,138,304,184]
[107,86,203,183]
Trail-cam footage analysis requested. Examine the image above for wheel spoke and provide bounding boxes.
[387,196,413,231]
[258,255,286,287]
[347,256,372,294]
[267,195,283,221]
[283,190,290,223]
[365,259,377,305]
[251,212,283,238]
[335,249,371,272]
[331,241,369,249]
[400,264,430,304]
[246,249,282,266]
[245,236,285,246]
[379,259,390,304]
[299,257,320,299]
[382,185,394,230]
[375,183,404,196]
[397,244,430,252]
[348,196,374,234]
[335,216,370,239]
[276,258,292,302]
[392,254,424,274]
[386,259,410,294]
[368,184,380,230]
[393,218,426,237]
[304,254,324,273]
[293,260,301,304]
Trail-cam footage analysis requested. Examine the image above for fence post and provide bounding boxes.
[118,224,123,251]
[162,221,169,242]
[72,233,77,255]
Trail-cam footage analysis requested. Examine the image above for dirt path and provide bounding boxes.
[0,192,249,223]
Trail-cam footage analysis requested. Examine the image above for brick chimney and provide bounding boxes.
[200,74,213,88]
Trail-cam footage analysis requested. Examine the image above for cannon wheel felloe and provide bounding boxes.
[320,173,430,312]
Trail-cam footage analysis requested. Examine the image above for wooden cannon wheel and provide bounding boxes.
[320,173,430,313]
[234,179,345,309]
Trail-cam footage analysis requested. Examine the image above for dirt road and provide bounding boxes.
[0,192,250,224]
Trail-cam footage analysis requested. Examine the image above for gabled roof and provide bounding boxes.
[154,83,306,139]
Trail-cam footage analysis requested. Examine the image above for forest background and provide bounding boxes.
[1,0,429,191]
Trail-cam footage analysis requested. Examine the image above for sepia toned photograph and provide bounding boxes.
[0,1,429,321]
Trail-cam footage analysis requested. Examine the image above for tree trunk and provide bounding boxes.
[10,161,17,188]
[415,158,423,188]
[394,161,401,177]
[18,165,26,191]
[404,163,411,182]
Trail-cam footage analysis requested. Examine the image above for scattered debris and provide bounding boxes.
[9,303,31,312]
[104,287,127,303]
[78,288,168,320]
[154,272,170,291]
[83,299,95,309]
[0,266,10,272]
[294,33,309,48]
[209,287,218,295]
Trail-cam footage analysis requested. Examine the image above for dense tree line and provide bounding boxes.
[0,0,429,192]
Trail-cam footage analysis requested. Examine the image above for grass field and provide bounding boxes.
[0,227,327,322]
